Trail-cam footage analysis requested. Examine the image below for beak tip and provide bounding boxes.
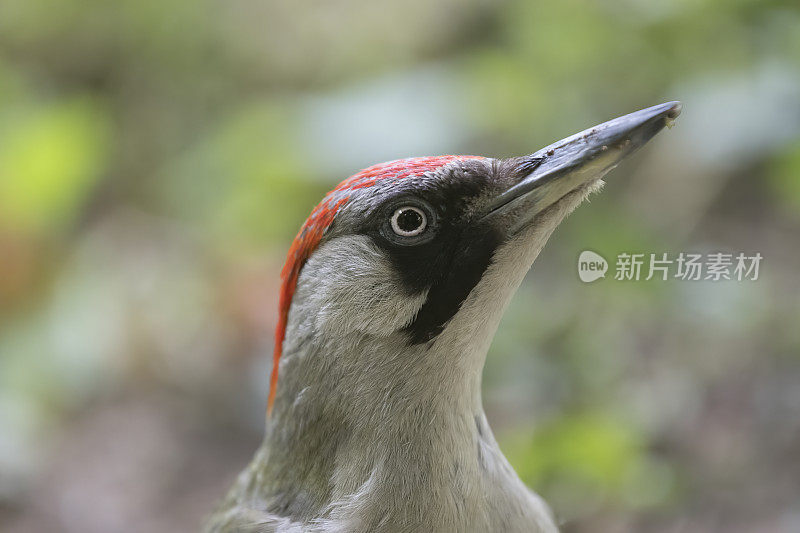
[627,100,682,140]
[665,100,682,120]
[655,101,681,131]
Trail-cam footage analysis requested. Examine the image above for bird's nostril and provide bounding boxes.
[517,156,545,175]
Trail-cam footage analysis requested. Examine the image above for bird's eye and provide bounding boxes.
[390,206,427,237]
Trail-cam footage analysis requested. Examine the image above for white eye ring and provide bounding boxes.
[390,206,427,237]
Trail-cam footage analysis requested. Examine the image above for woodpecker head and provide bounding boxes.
[268,102,681,416]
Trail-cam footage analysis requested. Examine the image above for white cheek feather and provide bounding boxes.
[293,235,429,338]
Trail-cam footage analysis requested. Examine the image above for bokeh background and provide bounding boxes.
[1,0,800,531]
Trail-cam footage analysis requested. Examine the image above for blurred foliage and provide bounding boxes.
[0,0,799,532]
[0,95,109,234]
[769,141,800,216]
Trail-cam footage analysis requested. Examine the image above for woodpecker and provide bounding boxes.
[207,102,681,533]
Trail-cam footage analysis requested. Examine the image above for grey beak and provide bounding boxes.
[486,101,682,221]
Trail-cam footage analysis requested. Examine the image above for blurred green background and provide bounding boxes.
[1,0,800,531]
